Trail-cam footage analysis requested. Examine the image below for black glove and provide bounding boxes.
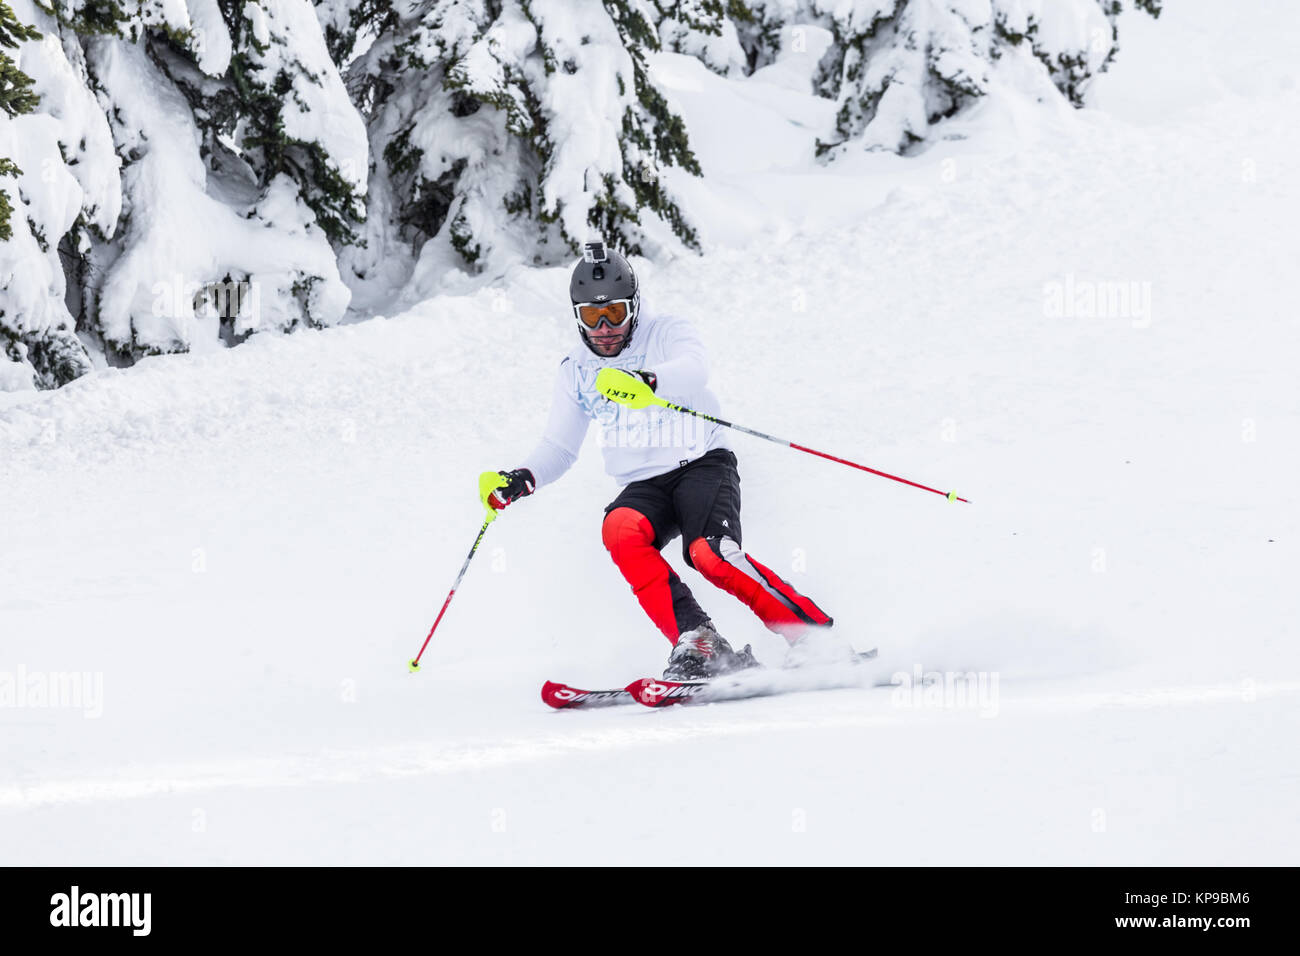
[632,370,657,391]
[486,468,536,511]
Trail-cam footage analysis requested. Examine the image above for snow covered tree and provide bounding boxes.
[0,157,19,242]
[1095,0,1162,87]
[595,0,703,249]
[0,3,41,244]
[653,1,747,76]
[727,0,801,74]
[3,0,1165,389]
[340,0,703,303]
[0,3,39,119]
[811,0,1163,157]
[0,0,107,388]
[696,1,1162,158]
[156,2,369,245]
[0,0,368,384]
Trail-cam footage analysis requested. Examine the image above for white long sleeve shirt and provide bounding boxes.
[523,311,731,488]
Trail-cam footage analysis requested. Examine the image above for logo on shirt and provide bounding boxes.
[573,355,647,418]
[570,338,710,452]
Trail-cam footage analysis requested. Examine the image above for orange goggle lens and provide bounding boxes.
[575,300,630,329]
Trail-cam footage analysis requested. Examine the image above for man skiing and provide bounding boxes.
[481,240,834,680]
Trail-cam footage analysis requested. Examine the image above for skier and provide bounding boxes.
[481,240,834,680]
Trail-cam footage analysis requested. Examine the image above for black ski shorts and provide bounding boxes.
[603,448,742,568]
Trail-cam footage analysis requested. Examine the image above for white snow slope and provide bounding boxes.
[2,1,1298,865]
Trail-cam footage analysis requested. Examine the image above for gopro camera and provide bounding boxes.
[582,241,607,264]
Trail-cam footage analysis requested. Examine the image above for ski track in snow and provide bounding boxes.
[4,678,1295,811]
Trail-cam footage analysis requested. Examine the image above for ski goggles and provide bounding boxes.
[573,299,632,329]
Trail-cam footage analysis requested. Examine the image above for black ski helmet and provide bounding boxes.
[570,240,639,357]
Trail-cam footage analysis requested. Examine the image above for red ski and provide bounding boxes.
[546,650,882,710]
[541,680,636,709]
[624,677,710,707]
[626,649,883,708]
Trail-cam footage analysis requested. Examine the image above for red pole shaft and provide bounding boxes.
[411,590,456,668]
[790,442,970,503]
[659,400,968,503]
[410,514,495,671]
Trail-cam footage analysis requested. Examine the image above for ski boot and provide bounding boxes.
[663,622,759,681]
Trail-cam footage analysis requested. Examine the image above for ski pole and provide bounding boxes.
[408,474,507,673]
[595,368,969,504]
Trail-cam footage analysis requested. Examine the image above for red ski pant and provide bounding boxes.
[600,450,831,643]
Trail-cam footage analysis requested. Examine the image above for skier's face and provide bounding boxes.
[587,323,629,356]
[576,299,632,356]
